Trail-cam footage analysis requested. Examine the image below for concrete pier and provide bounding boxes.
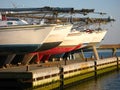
[0,57,120,89]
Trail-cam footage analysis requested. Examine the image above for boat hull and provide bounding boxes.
[38,31,83,55]
[0,24,56,54]
[76,30,107,49]
[0,44,41,54]
[38,30,107,56]
[36,24,73,51]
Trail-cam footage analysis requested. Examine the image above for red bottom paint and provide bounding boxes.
[32,44,82,63]
[39,44,82,55]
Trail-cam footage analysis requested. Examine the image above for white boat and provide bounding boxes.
[0,24,57,54]
[31,29,107,63]
[37,24,73,51]
[79,29,107,48]
[21,24,73,64]
[0,12,73,54]
[38,29,107,55]
[0,17,28,27]
[62,29,107,50]
[0,20,73,54]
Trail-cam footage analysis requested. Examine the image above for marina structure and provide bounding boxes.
[0,6,118,90]
[0,57,120,90]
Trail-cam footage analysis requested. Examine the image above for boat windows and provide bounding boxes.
[7,22,13,25]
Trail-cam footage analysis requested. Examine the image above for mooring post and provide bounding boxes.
[116,56,119,71]
[59,66,64,90]
[94,60,97,78]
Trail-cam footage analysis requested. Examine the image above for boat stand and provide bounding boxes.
[21,53,36,65]
[3,54,16,66]
[92,45,99,60]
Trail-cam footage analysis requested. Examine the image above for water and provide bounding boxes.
[84,49,120,58]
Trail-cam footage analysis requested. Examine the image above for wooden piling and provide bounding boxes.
[116,57,119,71]
[26,65,29,71]
[59,67,64,90]
[94,60,97,78]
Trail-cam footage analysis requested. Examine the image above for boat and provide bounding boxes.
[0,6,115,65]
[39,29,107,54]
[0,24,58,54]
[0,11,73,54]
[77,29,107,49]
[22,30,82,64]
[36,24,73,51]
[20,24,73,64]
[0,15,28,26]
[33,29,107,63]
[0,24,72,55]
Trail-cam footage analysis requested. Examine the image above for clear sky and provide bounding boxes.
[0,0,120,44]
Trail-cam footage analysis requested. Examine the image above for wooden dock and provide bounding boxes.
[0,57,120,89]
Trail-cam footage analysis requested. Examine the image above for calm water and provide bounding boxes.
[64,51,120,90]
[84,50,120,58]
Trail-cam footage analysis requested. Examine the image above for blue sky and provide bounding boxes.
[0,0,120,44]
